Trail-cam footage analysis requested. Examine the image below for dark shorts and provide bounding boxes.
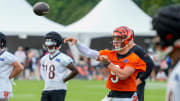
[41,90,66,101]
[107,90,135,98]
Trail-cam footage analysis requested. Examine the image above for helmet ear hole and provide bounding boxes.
[2,42,4,47]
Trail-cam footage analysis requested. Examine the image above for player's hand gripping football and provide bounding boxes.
[64,37,78,46]
[97,55,111,66]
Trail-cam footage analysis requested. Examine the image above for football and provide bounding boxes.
[33,2,49,16]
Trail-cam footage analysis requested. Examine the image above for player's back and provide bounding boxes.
[40,51,73,91]
[0,50,17,92]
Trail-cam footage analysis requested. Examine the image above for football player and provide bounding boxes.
[0,32,24,101]
[152,5,180,101]
[40,31,78,101]
[64,26,153,101]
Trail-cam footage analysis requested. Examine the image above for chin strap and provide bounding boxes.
[113,40,133,51]
[114,43,130,51]
[114,47,123,51]
[48,46,61,54]
[48,47,56,54]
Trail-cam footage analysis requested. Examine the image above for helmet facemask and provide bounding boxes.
[44,38,60,54]
[44,31,63,54]
[113,36,125,51]
[112,30,134,51]
[112,26,134,51]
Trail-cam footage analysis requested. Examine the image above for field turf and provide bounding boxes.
[10,80,166,101]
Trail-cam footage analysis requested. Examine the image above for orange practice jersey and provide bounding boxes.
[99,50,146,91]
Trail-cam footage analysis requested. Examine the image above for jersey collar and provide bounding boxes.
[116,46,134,60]
[49,50,61,60]
[0,49,6,56]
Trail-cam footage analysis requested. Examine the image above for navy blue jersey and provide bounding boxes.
[131,45,154,81]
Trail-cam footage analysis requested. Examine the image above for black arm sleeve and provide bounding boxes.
[132,45,154,81]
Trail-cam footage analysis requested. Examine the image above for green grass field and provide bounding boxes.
[9,80,166,101]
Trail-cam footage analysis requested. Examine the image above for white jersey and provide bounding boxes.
[166,60,180,101]
[40,51,73,91]
[0,51,18,93]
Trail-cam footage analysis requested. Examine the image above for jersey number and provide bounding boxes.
[110,65,120,83]
[45,65,55,79]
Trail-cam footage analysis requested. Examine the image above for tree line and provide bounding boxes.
[28,0,180,25]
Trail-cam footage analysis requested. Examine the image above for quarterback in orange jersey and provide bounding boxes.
[64,26,147,101]
[99,49,146,92]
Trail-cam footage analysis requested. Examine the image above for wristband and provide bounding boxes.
[104,61,111,67]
